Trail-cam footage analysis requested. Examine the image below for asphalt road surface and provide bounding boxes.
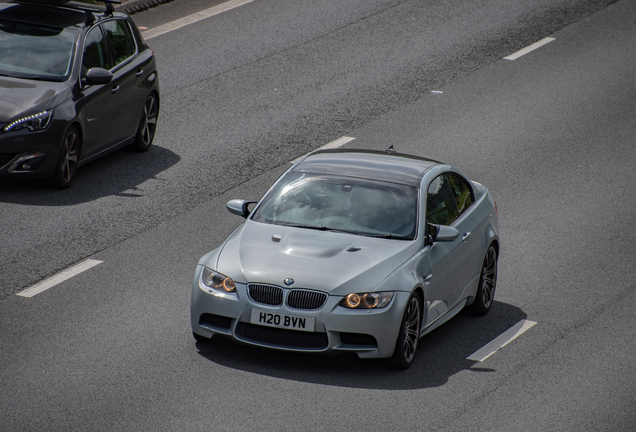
[1,0,635,430]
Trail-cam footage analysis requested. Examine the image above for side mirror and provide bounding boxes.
[428,223,459,243]
[82,67,113,86]
[226,199,257,218]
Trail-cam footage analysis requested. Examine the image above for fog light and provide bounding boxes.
[8,152,47,173]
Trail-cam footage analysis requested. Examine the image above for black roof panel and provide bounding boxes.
[293,149,440,186]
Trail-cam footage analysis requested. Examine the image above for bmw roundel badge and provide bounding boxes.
[284,278,294,286]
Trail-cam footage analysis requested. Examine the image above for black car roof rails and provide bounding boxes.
[97,0,121,14]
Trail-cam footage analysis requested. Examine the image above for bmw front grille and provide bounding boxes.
[247,284,328,310]
[286,289,328,310]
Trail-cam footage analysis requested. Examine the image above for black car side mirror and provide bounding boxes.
[226,199,257,218]
[427,223,459,243]
[82,67,113,86]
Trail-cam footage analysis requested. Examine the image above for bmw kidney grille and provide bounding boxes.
[247,285,327,310]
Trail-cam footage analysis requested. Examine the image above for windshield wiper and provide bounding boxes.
[363,232,411,240]
[281,222,328,231]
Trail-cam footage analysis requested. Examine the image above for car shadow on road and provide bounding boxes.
[195,301,528,390]
[0,145,180,205]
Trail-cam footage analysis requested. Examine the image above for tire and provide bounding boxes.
[51,125,80,189]
[466,244,498,315]
[391,292,421,369]
[130,93,158,152]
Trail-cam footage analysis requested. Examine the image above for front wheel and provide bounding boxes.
[391,292,421,369]
[130,93,158,152]
[51,125,79,189]
[466,245,498,315]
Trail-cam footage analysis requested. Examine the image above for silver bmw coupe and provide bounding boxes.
[190,148,499,368]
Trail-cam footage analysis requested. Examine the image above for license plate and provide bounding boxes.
[250,310,315,332]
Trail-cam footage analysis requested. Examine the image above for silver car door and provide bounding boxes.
[447,173,484,298]
[423,174,465,326]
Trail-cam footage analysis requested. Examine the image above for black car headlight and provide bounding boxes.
[3,110,53,132]
[201,267,236,292]
[339,292,394,309]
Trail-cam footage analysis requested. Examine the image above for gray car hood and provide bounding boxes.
[0,77,70,121]
[215,220,419,296]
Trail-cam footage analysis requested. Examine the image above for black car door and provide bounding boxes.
[78,24,119,159]
[102,18,149,144]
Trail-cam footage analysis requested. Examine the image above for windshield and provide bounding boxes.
[0,19,77,81]
[251,172,419,240]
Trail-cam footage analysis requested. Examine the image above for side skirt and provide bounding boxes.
[420,299,467,338]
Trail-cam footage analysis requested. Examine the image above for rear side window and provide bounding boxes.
[447,174,473,217]
[426,175,459,226]
[103,19,136,67]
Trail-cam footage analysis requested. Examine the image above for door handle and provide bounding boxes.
[111,85,120,94]
[423,274,432,283]
[136,69,144,78]
[462,232,471,242]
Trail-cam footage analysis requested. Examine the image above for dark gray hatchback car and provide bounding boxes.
[0,0,159,188]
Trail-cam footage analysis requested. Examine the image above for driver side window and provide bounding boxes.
[83,26,112,74]
[426,174,459,226]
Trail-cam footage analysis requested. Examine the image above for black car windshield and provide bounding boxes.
[0,19,77,81]
[251,172,419,240]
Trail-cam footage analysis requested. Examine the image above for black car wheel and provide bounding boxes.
[391,291,421,369]
[466,244,498,315]
[130,93,158,152]
[51,125,79,189]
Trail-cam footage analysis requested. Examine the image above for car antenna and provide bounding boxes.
[386,145,397,153]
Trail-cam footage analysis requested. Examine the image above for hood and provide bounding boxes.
[214,221,419,296]
[0,77,71,122]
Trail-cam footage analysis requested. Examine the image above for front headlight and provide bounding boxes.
[201,267,236,292]
[339,292,394,309]
[3,110,53,132]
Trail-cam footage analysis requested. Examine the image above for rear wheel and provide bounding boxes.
[130,93,158,152]
[51,125,79,189]
[391,292,421,369]
[466,245,498,315]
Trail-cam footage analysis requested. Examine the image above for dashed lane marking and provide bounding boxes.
[142,0,258,40]
[17,259,103,298]
[290,136,355,163]
[504,37,555,60]
[467,319,537,362]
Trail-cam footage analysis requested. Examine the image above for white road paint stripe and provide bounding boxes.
[503,37,555,60]
[290,136,355,163]
[17,259,103,298]
[142,0,257,40]
[467,319,537,362]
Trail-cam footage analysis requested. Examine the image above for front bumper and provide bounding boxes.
[190,265,410,359]
[0,122,65,178]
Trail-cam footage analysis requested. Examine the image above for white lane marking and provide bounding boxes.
[503,37,555,60]
[17,259,103,298]
[143,0,257,40]
[467,319,537,362]
[290,136,355,163]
